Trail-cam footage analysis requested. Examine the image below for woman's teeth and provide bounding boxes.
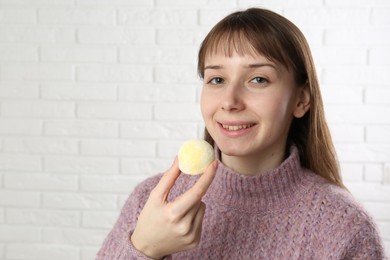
[221,124,254,131]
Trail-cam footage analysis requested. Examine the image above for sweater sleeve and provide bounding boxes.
[96,175,173,260]
[342,218,386,260]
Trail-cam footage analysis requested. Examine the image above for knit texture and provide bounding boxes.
[96,146,386,259]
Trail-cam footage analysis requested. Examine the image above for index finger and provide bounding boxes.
[172,160,217,214]
[151,157,181,201]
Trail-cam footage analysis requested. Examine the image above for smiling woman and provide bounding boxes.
[201,53,305,175]
[97,8,386,260]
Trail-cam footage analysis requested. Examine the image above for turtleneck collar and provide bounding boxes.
[205,145,311,213]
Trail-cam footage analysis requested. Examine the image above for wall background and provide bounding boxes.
[0,0,389,259]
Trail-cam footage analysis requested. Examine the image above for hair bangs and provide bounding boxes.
[198,13,294,79]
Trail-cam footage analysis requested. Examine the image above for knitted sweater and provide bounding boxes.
[97,147,386,259]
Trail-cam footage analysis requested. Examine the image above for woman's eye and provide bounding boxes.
[250,77,267,84]
[208,77,224,85]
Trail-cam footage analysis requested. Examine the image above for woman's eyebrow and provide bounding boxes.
[246,63,277,69]
[204,65,223,70]
[204,63,277,70]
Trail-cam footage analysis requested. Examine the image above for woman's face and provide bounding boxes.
[201,51,307,172]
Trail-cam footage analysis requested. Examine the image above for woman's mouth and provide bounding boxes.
[218,122,256,138]
[221,123,255,131]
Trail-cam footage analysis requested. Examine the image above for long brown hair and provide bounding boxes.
[198,8,345,188]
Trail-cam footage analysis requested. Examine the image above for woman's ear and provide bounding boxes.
[293,86,311,118]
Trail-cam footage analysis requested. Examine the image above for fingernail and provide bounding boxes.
[213,160,218,169]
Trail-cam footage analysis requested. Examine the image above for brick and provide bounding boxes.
[322,86,363,104]
[369,48,390,65]
[322,66,390,86]
[158,0,237,7]
[0,154,42,171]
[0,208,4,224]
[328,125,364,143]
[298,27,324,46]
[199,9,241,26]
[6,244,79,260]
[4,173,78,191]
[371,8,390,25]
[118,8,197,26]
[155,0,207,5]
[157,140,183,158]
[0,118,42,135]
[0,190,41,207]
[81,246,100,260]
[44,119,118,138]
[41,82,117,100]
[364,164,384,182]
[284,8,370,27]
[311,46,367,66]
[0,26,75,43]
[120,121,198,139]
[326,105,390,124]
[121,158,170,176]
[6,208,80,227]
[340,163,364,182]
[78,27,154,44]
[336,143,390,163]
[43,227,106,245]
[1,100,75,118]
[154,103,202,121]
[77,102,152,120]
[385,165,390,184]
[44,156,118,175]
[43,192,117,210]
[365,87,390,104]
[0,226,41,242]
[0,81,39,98]
[38,7,115,25]
[238,0,322,7]
[347,183,390,202]
[119,46,197,64]
[363,202,390,221]
[76,64,152,82]
[80,175,142,193]
[82,211,117,228]
[1,63,74,80]
[325,28,390,45]
[80,139,156,157]
[366,126,390,143]
[325,0,390,6]
[118,84,196,103]
[77,0,153,4]
[157,29,205,45]
[0,44,38,61]
[155,65,198,83]
[3,137,79,155]
[0,8,36,24]
[41,45,117,62]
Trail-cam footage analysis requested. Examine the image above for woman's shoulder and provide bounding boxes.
[305,170,377,227]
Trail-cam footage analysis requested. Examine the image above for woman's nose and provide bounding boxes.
[220,84,245,112]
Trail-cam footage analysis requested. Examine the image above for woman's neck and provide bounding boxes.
[221,148,285,176]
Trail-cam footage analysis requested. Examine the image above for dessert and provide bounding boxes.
[178,139,214,175]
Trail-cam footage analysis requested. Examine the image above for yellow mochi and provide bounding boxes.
[178,139,215,175]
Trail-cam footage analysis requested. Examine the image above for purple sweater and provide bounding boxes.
[97,147,386,259]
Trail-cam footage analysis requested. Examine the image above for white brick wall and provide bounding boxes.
[0,1,389,259]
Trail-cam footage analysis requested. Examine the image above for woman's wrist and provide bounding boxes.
[130,233,162,260]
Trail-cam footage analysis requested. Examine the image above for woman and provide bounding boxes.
[97,8,385,259]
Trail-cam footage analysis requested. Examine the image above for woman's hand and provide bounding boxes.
[130,157,217,259]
